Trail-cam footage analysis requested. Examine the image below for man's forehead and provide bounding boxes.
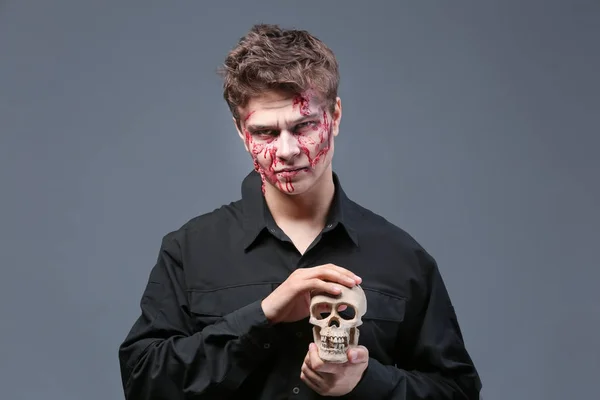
[241,92,325,126]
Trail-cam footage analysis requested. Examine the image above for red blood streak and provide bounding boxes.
[292,94,311,116]
[285,178,294,192]
[243,111,255,122]
[244,128,295,194]
[243,101,333,195]
[297,111,332,167]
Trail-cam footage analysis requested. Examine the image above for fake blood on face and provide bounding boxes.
[243,110,255,123]
[298,111,332,167]
[244,93,333,195]
[244,128,295,194]
[292,94,311,116]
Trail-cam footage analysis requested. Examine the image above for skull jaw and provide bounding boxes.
[312,326,360,363]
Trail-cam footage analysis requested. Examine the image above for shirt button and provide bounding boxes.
[292,387,300,394]
[263,343,270,349]
[296,332,303,338]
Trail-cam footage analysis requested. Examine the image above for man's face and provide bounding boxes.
[236,90,342,195]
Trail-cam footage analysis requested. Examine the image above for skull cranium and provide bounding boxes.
[308,284,367,363]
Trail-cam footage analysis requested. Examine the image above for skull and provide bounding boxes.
[309,284,367,363]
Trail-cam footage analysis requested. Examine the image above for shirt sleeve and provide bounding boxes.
[118,235,279,399]
[344,250,483,399]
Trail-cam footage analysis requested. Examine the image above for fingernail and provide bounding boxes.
[350,351,357,361]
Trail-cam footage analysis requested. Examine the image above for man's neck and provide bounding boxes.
[264,170,335,229]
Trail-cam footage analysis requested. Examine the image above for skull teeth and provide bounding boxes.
[319,336,348,353]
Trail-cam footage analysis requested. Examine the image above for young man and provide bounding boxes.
[118,24,482,399]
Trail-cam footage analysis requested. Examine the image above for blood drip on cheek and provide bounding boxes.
[243,111,287,194]
[267,155,297,194]
[244,129,296,194]
[297,111,332,167]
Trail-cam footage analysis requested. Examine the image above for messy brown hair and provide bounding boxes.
[219,24,339,126]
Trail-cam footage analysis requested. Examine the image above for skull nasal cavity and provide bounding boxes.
[328,319,340,328]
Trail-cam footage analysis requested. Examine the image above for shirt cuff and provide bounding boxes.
[226,299,279,352]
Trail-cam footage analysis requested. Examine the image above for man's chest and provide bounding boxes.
[179,234,420,366]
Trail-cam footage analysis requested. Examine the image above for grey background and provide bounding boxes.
[1,1,598,399]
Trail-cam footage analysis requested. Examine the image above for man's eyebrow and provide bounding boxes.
[245,123,275,132]
[291,113,321,124]
[246,113,320,131]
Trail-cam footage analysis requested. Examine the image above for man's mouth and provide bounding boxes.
[276,167,307,175]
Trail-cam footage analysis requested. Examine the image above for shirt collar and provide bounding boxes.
[240,170,359,250]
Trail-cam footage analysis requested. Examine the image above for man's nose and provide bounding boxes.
[276,130,301,160]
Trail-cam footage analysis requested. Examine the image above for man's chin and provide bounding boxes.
[278,182,307,195]
[265,179,309,196]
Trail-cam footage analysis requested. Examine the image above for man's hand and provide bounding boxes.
[261,264,361,324]
[300,342,369,396]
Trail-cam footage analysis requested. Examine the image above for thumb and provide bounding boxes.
[348,346,369,364]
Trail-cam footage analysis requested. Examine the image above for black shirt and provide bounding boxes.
[118,170,482,399]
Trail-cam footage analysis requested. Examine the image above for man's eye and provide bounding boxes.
[255,130,277,136]
[296,121,318,130]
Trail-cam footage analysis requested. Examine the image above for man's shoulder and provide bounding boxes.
[346,198,429,254]
[161,199,244,244]
[345,198,439,287]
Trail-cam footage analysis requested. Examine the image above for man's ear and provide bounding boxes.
[332,97,342,137]
[234,117,250,152]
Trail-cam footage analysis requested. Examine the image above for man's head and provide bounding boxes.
[219,24,342,196]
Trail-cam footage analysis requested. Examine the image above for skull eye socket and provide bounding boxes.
[312,302,333,319]
[337,303,356,320]
[311,303,357,320]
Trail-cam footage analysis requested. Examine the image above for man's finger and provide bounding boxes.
[310,269,357,288]
[303,351,311,368]
[300,361,326,389]
[309,343,338,373]
[300,370,323,395]
[308,343,325,371]
[347,345,369,364]
[315,264,362,284]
